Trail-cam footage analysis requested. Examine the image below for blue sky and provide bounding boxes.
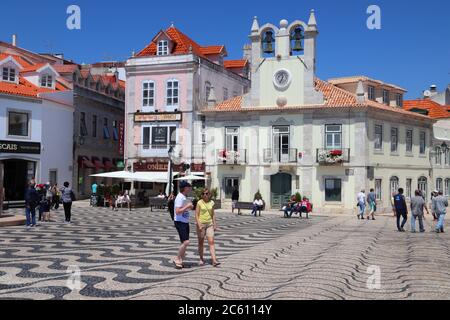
[1,0,449,99]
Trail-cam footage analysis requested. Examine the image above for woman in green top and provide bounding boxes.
[195,188,220,267]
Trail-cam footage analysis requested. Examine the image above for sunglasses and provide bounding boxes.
[202,192,210,196]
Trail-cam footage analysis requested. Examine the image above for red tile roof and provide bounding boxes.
[20,63,48,73]
[224,59,248,69]
[0,53,33,68]
[53,64,79,73]
[205,79,432,120]
[403,99,450,119]
[200,45,226,55]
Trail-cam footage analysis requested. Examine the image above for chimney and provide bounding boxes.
[430,85,437,93]
[12,34,17,46]
[356,80,365,103]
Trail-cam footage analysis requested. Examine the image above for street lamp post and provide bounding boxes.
[168,146,175,196]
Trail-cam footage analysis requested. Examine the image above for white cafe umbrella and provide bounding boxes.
[174,174,208,181]
[91,171,168,183]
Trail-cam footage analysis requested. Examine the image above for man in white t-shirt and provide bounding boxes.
[173,181,193,269]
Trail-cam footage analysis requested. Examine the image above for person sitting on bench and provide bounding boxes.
[251,196,264,217]
[284,195,298,218]
[115,191,131,211]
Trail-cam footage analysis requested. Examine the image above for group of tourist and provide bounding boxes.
[356,188,448,233]
[283,196,313,218]
[24,180,75,229]
[172,181,220,269]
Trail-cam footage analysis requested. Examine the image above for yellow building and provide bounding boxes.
[202,12,437,213]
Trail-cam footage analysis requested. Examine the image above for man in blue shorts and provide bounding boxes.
[173,181,194,269]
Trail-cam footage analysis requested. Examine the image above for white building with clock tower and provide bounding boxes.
[202,11,436,213]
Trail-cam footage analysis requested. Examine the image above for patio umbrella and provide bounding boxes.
[90,171,168,183]
[174,174,208,181]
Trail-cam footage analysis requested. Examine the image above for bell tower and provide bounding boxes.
[244,10,323,108]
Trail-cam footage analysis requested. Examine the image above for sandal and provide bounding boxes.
[212,261,221,267]
[173,260,183,269]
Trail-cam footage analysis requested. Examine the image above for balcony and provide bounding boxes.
[316,148,350,165]
[217,149,247,165]
[263,148,298,164]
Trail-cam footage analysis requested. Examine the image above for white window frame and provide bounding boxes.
[2,66,16,82]
[375,179,382,201]
[142,81,155,111]
[7,109,30,138]
[40,74,53,88]
[436,178,443,193]
[406,129,413,153]
[205,81,211,102]
[406,178,412,199]
[223,87,228,101]
[396,93,403,107]
[166,79,179,109]
[325,124,342,149]
[390,176,399,196]
[419,131,426,154]
[445,178,450,197]
[368,86,375,101]
[383,89,390,105]
[142,125,177,150]
[157,40,169,56]
[435,146,442,165]
[225,127,240,152]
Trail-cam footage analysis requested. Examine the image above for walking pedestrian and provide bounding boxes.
[52,183,60,210]
[195,188,220,267]
[90,182,98,207]
[60,182,75,224]
[173,181,194,269]
[430,190,438,221]
[410,190,429,233]
[432,191,448,233]
[231,187,239,214]
[367,188,377,220]
[356,189,366,220]
[24,182,39,229]
[394,188,408,232]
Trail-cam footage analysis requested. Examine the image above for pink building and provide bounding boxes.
[125,25,250,194]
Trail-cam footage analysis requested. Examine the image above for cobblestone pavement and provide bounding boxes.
[0,206,449,300]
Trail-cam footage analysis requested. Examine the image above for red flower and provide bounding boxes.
[329,150,343,156]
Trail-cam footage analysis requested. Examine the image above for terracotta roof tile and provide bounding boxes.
[0,52,33,68]
[20,63,48,73]
[224,59,248,69]
[53,64,79,73]
[200,45,226,55]
[328,76,407,92]
[204,79,431,120]
[403,100,450,119]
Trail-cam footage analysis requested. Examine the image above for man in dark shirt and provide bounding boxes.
[231,187,239,214]
[24,182,39,229]
[393,188,408,232]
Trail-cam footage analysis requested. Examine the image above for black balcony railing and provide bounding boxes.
[316,148,350,165]
[263,148,298,163]
[217,149,247,164]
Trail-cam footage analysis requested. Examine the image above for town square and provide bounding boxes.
[0,0,449,302]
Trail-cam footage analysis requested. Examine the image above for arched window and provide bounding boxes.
[261,29,275,58]
[445,148,450,166]
[445,178,450,197]
[436,178,443,193]
[289,26,304,56]
[390,176,399,195]
[435,146,442,165]
[418,177,428,200]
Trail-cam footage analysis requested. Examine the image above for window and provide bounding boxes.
[201,119,206,145]
[8,111,29,136]
[205,81,211,102]
[445,179,450,197]
[325,179,342,202]
[419,131,426,154]
[375,179,382,201]
[157,40,169,56]
[368,86,375,101]
[325,124,342,149]
[374,125,383,150]
[436,178,443,193]
[418,177,428,200]
[143,127,150,149]
[92,115,97,137]
[166,80,179,106]
[225,127,239,152]
[223,87,228,101]
[383,89,390,105]
[445,149,450,166]
[396,93,403,107]
[2,67,16,82]
[224,177,239,199]
[435,147,442,165]
[103,118,110,139]
[406,129,413,153]
[143,126,177,149]
[112,120,119,141]
[391,127,398,153]
[406,179,412,199]
[390,176,399,196]
[40,74,53,88]
[80,112,88,136]
[143,81,155,108]
[233,91,238,97]
[49,170,57,186]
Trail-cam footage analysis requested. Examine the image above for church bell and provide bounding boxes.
[262,31,275,54]
[291,28,304,52]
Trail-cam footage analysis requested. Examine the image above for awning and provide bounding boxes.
[103,158,114,171]
[92,157,104,170]
[90,171,168,183]
[78,156,95,169]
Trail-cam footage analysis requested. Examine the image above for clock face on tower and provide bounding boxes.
[273,69,291,89]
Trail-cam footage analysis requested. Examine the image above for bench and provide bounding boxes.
[148,198,168,212]
[236,201,266,216]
